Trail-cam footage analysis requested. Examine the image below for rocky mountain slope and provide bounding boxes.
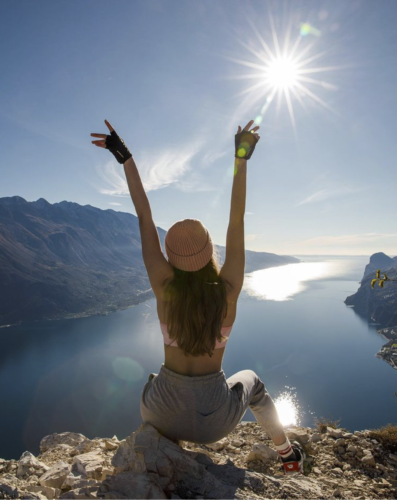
[362,252,397,280]
[0,196,300,328]
[345,252,397,327]
[0,422,396,499]
[345,252,397,370]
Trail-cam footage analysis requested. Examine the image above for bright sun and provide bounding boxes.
[265,57,298,90]
[224,12,341,130]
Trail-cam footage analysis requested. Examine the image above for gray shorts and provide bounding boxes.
[140,364,283,445]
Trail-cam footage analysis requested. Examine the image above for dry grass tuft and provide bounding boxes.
[369,424,397,453]
[314,416,342,434]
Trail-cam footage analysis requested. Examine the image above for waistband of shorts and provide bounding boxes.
[158,363,226,386]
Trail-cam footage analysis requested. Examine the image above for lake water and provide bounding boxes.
[1,255,396,460]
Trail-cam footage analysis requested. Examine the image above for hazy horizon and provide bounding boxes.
[1,0,397,256]
[2,194,391,259]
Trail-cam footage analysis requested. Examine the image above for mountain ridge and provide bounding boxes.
[0,196,300,328]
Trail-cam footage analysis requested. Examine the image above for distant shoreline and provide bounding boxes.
[375,328,397,370]
[1,256,368,331]
[0,295,152,330]
[1,260,304,330]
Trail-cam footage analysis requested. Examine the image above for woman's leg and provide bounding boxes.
[227,370,304,470]
[227,369,288,446]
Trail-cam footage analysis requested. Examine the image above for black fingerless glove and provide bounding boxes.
[105,130,133,164]
[235,130,259,160]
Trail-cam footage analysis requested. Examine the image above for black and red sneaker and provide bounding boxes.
[281,441,305,475]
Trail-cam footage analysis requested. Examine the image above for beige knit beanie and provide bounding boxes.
[165,219,213,272]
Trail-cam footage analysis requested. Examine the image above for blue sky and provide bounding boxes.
[1,0,397,256]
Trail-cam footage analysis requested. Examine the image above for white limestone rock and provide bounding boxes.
[111,431,146,475]
[247,443,279,464]
[1,477,49,499]
[310,433,323,443]
[19,490,47,499]
[133,422,247,498]
[280,475,324,498]
[203,438,228,451]
[61,473,100,490]
[25,484,61,499]
[104,439,119,451]
[72,450,113,481]
[330,467,344,476]
[231,438,245,448]
[38,461,71,489]
[59,484,100,499]
[56,489,86,498]
[69,439,101,457]
[361,451,376,467]
[57,444,74,453]
[97,471,167,499]
[0,473,23,498]
[26,474,40,485]
[327,427,344,438]
[285,428,310,445]
[16,451,49,479]
[40,433,87,453]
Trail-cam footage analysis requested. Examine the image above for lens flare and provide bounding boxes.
[222,9,343,131]
[112,357,144,382]
[300,23,321,37]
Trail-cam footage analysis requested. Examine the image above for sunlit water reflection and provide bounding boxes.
[244,260,354,301]
[243,258,364,428]
[274,389,300,426]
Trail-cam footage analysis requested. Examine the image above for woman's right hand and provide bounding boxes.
[237,119,260,138]
[235,119,260,160]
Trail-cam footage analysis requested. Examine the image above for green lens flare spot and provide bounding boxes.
[237,147,246,157]
[112,357,144,382]
[300,23,311,36]
[300,22,321,37]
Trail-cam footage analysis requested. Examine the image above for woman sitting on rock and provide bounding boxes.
[91,118,305,475]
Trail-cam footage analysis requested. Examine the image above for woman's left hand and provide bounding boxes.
[91,119,133,164]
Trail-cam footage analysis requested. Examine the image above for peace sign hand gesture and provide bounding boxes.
[91,119,132,164]
[235,119,261,160]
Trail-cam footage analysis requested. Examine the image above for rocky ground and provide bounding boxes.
[376,327,397,370]
[1,422,396,499]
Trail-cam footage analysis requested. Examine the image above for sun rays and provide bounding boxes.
[222,11,343,131]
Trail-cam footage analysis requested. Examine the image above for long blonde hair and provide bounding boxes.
[163,250,232,357]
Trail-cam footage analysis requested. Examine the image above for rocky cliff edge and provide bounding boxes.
[1,422,397,499]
